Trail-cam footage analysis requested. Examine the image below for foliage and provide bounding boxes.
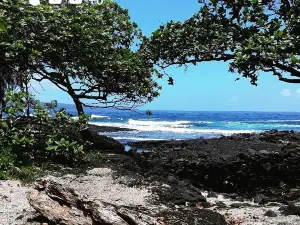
[142,0,300,85]
[0,146,46,182]
[0,0,163,115]
[0,18,7,32]
[0,89,89,167]
[0,147,15,172]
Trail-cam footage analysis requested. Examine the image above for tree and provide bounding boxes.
[0,17,19,116]
[1,0,163,115]
[141,0,300,85]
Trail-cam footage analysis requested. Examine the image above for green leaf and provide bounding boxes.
[152,30,161,37]
[291,56,298,64]
[277,30,284,37]
[77,145,84,153]
[0,19,7,32]
[211,0,217,7]
[1,122,8,129]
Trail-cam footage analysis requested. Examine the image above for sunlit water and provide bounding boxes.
[60,105,300,144]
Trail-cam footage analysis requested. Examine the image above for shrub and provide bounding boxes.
[0,89,90,167]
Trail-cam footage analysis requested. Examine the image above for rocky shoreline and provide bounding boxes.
[2,128,300,224]
[127,130,300,199]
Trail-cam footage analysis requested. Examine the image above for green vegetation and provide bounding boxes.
[142,0,300,85]
[1,0,299,181]
[0,89,91,181]
[0,0,164,181]
[0,0,163,116]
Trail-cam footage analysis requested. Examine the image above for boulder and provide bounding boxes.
[254,194,267,204]
[167,175,178,184]
[264,210,277,217]
[281,204,300,216]
[216,201,227,208]
[207,192,218,198]
[230,203,252,208]
[25,170,226,225]
[162,208,227,225]
[81,127,124,153]
[28,175,158,225]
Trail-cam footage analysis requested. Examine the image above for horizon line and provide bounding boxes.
[55,102,300,114]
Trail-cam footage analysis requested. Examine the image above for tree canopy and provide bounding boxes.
[141,0,300,85]
[1,0,162,115]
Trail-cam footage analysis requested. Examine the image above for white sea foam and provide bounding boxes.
[89,121,257,135]
[128,119,191,128]
[111,137,169,141]
[197,121,214,124]
[90,114,111,119]
[265,119,300,122]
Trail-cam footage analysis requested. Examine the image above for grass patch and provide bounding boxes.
[0,147,106,183]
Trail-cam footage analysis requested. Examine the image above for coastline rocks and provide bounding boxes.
[129,130,300,200]
[0,181,37,225]
[81,127,124,153]
[162,208,227,225]
[28,177,157,225]
[88,124,135,133]
[21,168,226,225]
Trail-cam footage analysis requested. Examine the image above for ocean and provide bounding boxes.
[61,105,300,144]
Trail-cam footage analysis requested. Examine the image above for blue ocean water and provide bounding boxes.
[62,105,300,143]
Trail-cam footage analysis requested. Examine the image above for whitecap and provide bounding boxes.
[128,119,191,127]
[90,114,111,119]
[89,121,258,135]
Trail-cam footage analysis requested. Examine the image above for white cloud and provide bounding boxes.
[281,89,291,97]
[296,89,300,94]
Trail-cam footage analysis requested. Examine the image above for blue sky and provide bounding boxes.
[33,0,300,112]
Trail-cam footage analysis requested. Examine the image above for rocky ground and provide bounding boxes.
[0,168,226,225]
[2,128,300,224]
[128,130,300,198]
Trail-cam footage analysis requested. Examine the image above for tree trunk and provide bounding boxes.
[25,81,30,118]
[64,75,85,116]
[73,96,84,116]
[0,78,5,118]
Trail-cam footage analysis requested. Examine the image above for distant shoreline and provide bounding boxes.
[88,123,136,133]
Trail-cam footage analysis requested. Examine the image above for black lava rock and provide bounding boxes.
[282,204,300,216]
[230,203,252,208]
[254,194,267,204]
[264,210,277,217]
[201,202,213,208]
[167,175,178,184]
[216,201,227,208]
[207,192,218,198]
